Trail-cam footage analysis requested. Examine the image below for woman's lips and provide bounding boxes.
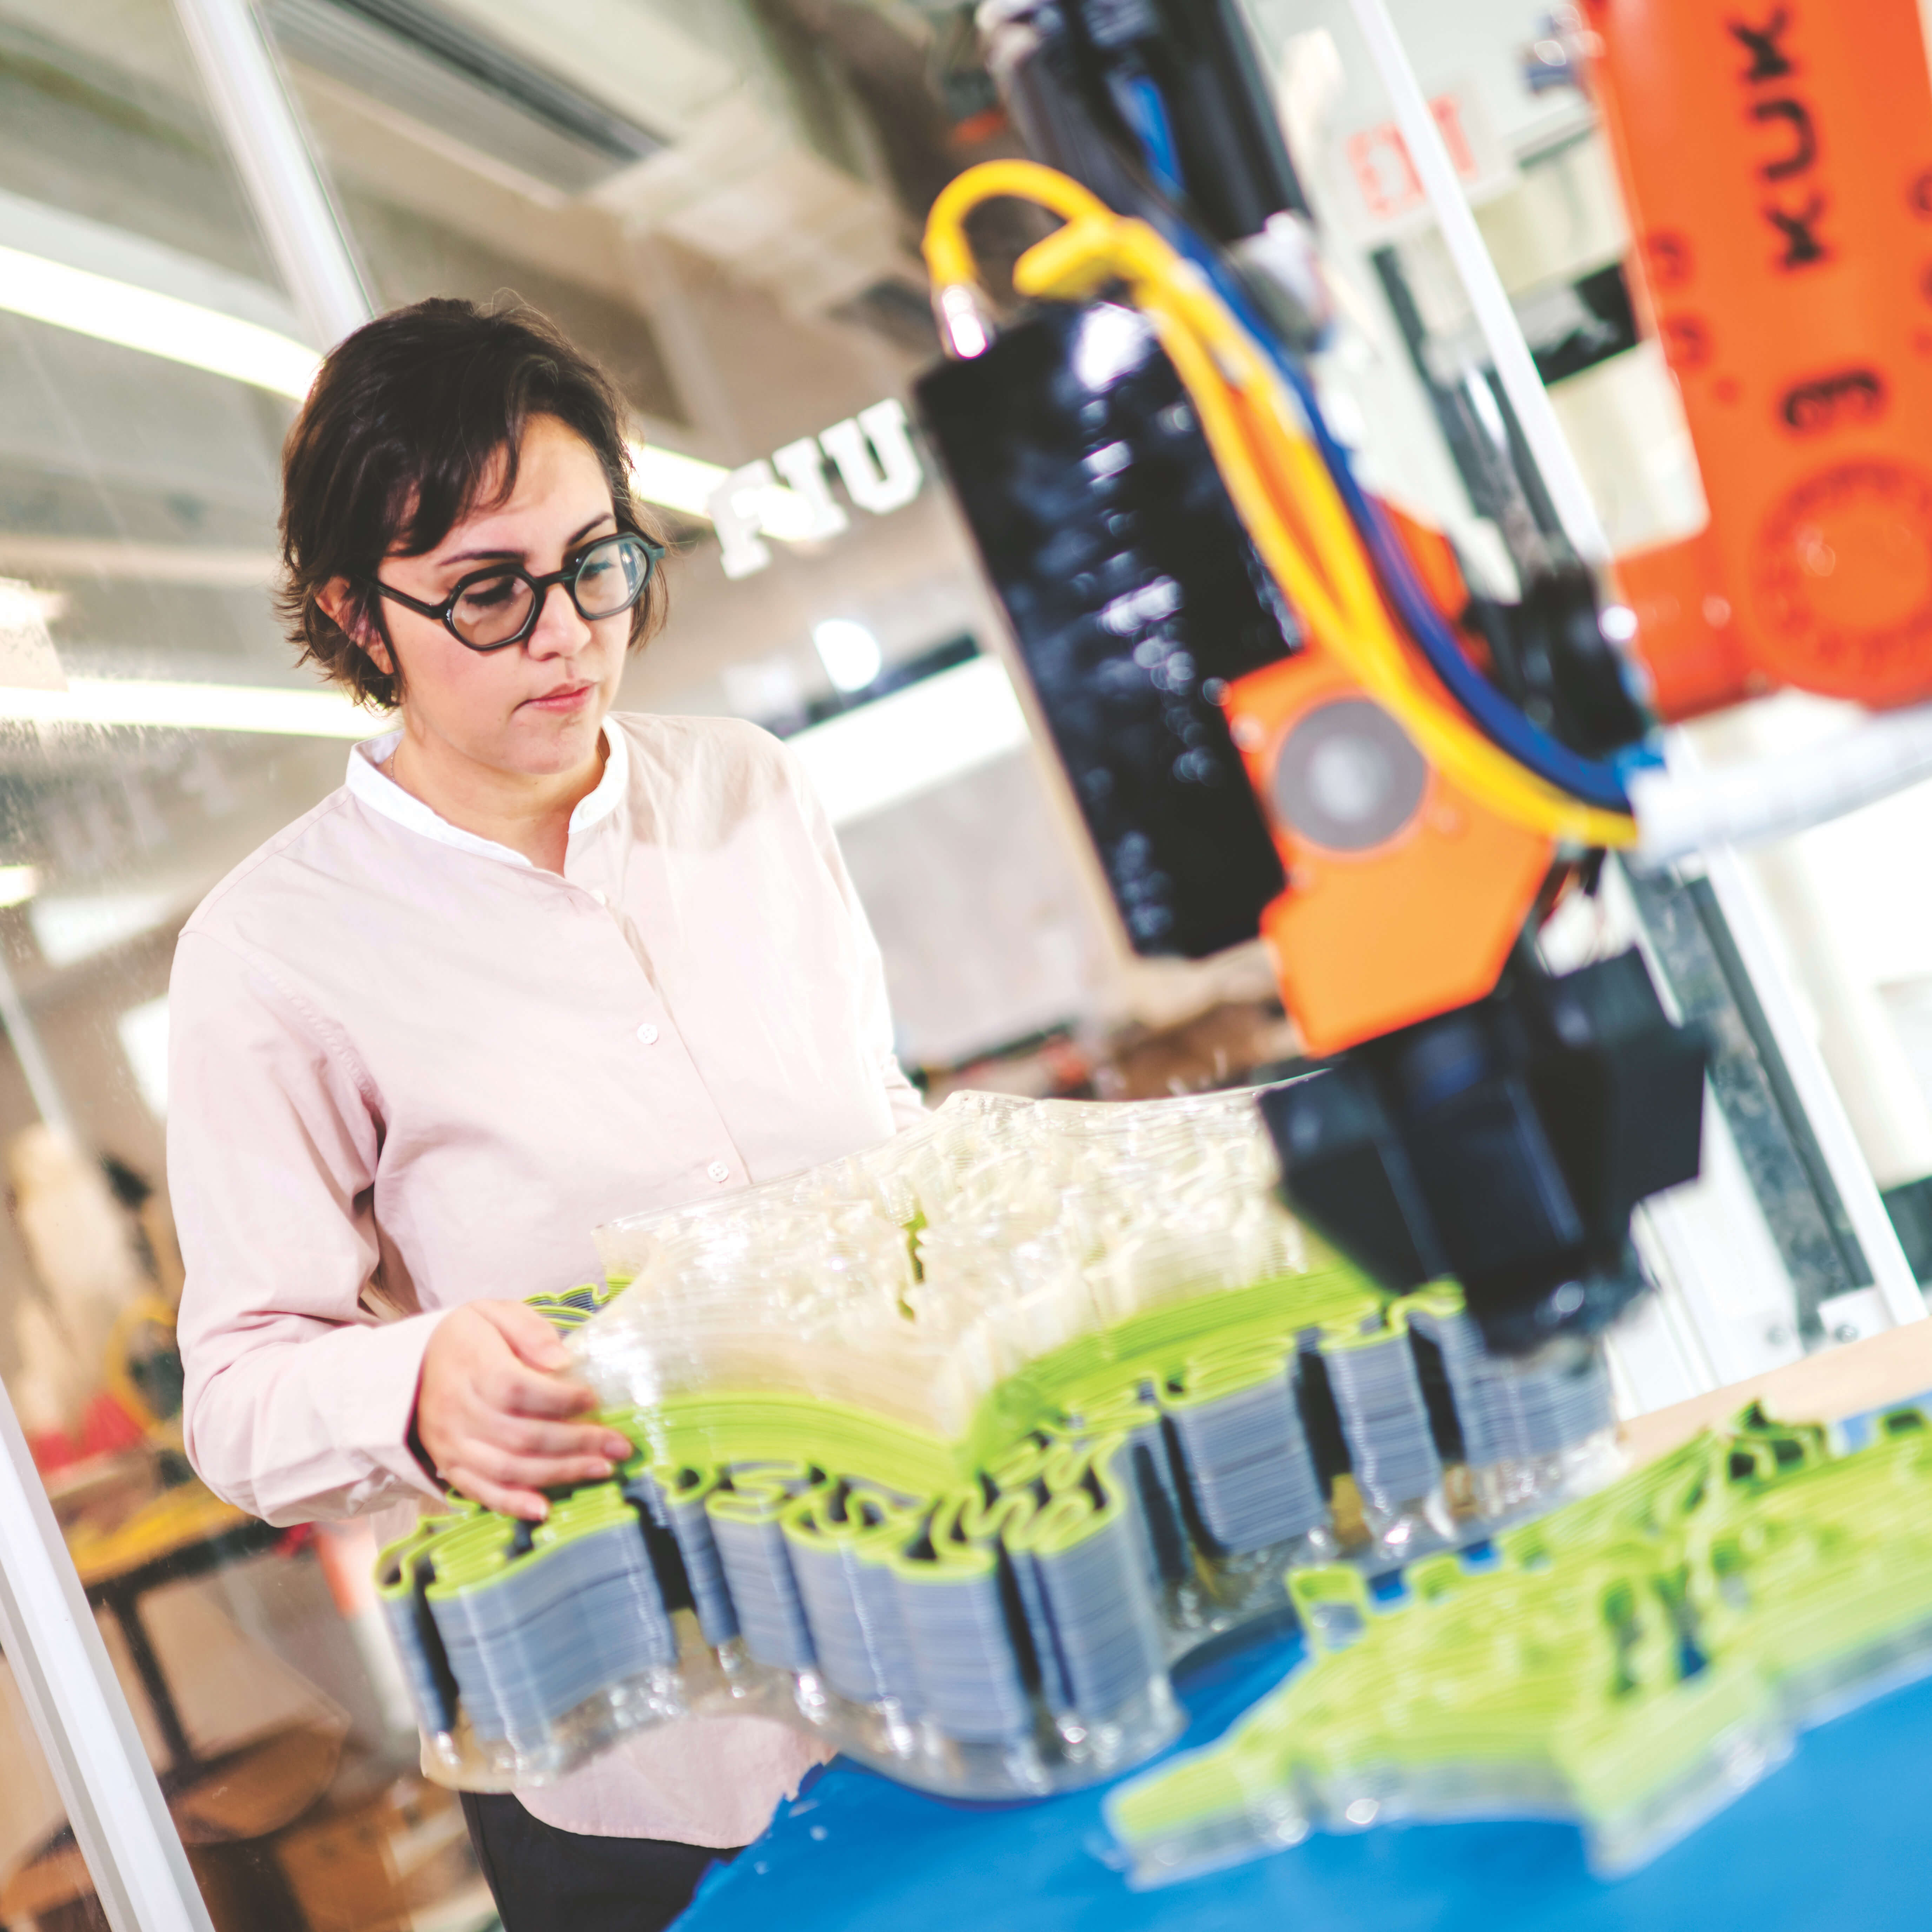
[521,682,593,713]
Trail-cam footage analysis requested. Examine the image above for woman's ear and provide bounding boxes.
[317,577,395,679]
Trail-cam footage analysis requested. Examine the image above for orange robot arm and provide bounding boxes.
[1589,0,1932,716]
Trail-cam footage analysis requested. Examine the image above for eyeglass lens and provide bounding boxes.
[450,534,652,647]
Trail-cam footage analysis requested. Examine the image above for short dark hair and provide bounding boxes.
[277,298,669,710]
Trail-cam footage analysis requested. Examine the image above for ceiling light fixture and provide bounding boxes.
[812,617,884,693]
[0,540,278,587]
[0,583,66,630]
[624,442,732,519]
[0,242,323,399]
[0,679,383,739]
[0,243,787,533]
[625,441,814,537]
[31,890,179,969]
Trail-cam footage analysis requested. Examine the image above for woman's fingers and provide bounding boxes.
[484,1360,600,1421]
[482,1299,575,1374]
[441,1464,550,1522]
[415,1304,634,1505]
[494,1415,625,1461]
[456,1439,617,1492]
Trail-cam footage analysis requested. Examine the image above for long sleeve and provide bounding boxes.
[781,742,927,1134]
[168,928,448,1526]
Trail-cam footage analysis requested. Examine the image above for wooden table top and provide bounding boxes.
[1619,1316,1932,1465]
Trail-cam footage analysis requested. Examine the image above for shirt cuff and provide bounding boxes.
[355,1306,452,1499]
[315,1306,456,1515]
[405,1409,445,1494]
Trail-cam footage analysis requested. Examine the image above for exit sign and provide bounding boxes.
[1331,81,1515,243]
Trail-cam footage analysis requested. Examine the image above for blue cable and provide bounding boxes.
[1100,83,1635,814]
[1193,239,1635,814]
[1118,75,1185,204]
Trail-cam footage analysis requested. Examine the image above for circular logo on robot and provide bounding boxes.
[1751,461,1932,700]
[1271,697,1428,854]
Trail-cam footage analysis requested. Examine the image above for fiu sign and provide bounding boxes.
[709,398,925,579]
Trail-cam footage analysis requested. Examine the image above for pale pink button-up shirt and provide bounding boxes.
[168,711,925,1846]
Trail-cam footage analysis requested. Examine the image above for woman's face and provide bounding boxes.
[368,414,629,778]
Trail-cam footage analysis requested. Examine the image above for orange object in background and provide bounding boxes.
[1224,651,1553,1058]
[1588,0,1932,716]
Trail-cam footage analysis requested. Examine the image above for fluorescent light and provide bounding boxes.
[0,240,806,536]
[0,583,65,629]
[626,441,813,534]
[0,865,39,908]
[0,233,829,540]
[813,618,883,693]
[0,678,384,738]
[788,656,1030,826]
[0,242,320,399]
[0,538,276,587]
[626,442,731,518]
[0,237,819,540]
[0,240,792,533]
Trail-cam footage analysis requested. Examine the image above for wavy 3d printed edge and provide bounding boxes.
[368,1093,1622,1804]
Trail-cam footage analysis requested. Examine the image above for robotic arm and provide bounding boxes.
[909,0,1932,1354]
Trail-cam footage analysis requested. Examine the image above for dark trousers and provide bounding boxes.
[460,1790,741,1932]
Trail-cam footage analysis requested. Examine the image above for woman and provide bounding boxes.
[168,298,924,1932]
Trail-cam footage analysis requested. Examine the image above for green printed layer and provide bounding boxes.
[377,1252,1394,1765]
[590,1258,1384,1500]
[1107,1402,1932,1865]
[387,1258,1388,1596]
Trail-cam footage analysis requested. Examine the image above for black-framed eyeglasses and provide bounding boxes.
[371,530,664,652]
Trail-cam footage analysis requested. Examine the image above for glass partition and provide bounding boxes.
[0,1667,108,1930]
[0,4,487,1927]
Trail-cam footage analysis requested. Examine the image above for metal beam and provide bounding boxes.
[171,0,373,348]
[0,1384,214,1932]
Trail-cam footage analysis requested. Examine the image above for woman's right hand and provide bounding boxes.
[414,1302,635,1520]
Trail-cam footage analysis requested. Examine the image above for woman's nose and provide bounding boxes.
[525,577,593,658]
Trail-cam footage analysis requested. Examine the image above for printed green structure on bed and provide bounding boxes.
[374,1090,1622,1801]
[377,1263,1616,1795]
[1108,1400,1932,1880]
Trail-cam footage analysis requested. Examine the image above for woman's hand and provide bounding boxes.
[414,1302,634,1520]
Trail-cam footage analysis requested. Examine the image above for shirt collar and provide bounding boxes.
[572,717,628,831]
[345,720,628,867]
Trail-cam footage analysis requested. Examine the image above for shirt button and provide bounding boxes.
[707,1160,731,1184]
[591,888,609,907]
[636,1023,659,1046]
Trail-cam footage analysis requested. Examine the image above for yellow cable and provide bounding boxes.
[922,165,1637,851]
[1108,231,1638,850]
[1031,213,1634,848]
[922,161,1115,290]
